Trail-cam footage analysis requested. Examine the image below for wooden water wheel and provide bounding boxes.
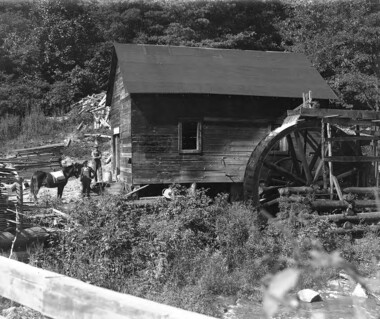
[243,117,373,209]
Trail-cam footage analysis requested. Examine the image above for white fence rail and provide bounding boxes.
[0,256,216,319]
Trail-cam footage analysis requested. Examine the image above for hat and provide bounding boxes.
[162,188,174,200]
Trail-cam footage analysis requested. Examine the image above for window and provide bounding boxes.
[178,120,202,154]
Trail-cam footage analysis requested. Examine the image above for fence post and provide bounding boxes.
[16,177,23,231]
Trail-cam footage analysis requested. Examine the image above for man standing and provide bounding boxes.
[91,145,102,182]
[80,160,95,198]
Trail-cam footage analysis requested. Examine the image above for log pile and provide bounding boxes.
[276,186,380,227]
[0,143,65,179]
[0,166,18,231]
[74,92,110,131]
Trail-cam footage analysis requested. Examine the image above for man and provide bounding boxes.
[91,145,102,182]
[80,160,95,198]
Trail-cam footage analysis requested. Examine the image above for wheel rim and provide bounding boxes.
[243,120,361,207]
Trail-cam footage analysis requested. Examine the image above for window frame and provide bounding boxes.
[178,119,203,154]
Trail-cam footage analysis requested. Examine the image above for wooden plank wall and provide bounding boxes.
[109,63,132,182]
[130,94,302,185]
[120,93,132,184]
[109,64,123,130]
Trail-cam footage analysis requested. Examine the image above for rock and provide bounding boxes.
[297,289,322,302]
[338,272,350,280]
[352,283,368,298]
[2,306,16,317]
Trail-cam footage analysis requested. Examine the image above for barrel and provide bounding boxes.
[103,171,112,183]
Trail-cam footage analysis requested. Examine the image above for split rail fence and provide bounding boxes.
[0,256,216,319]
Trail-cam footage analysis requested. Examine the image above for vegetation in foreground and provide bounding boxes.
[23,187,380,318]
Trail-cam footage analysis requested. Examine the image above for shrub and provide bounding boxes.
[29,189,380,316]
[0,113,21,140]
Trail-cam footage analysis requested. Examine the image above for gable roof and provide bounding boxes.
[112,43,337,100]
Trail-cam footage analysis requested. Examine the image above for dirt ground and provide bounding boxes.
[25,160,114,205]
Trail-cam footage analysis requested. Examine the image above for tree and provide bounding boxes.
[280,0,380,109]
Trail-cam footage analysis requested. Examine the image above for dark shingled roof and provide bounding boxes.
[113,43,337,100]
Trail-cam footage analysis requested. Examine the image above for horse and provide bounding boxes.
[30,163,82,202]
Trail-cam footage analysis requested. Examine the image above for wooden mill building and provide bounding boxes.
[106,43,337,195]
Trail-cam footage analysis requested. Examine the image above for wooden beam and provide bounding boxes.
[332,175,343,201]
[320,212,380,223]
[0,257,216,319]
[310,199,379,211]
[278,186,317,196]
[343,187,380,195]
[84,134,112,139]
[263,160,306,185]
[309,143,322,172]
[286,135,301,176]
[125,185,149,197]
[294,131,313,184]
[13,144,65,153]
[287,108,380,121]
[326,122,334,199]
[203,117,268,124]
[326,136,380,142]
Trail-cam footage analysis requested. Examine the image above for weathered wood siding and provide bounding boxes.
[109,63,132,182]
[109,64,124,129]
[120,93,132,183]
[130,94,301,185]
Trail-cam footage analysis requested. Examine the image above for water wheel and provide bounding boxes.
[243,119,367,208]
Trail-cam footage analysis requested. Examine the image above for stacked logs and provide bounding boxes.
[274,186,380,226]
[0,166,18,231]
[0,143,65,179]
[75,92,110,131]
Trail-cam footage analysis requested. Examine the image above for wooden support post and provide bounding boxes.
[374,122,379,187]
[321,120,327,190]
[332,175,343,201]
[294,131,313,185]
[286,135,301,176]
[16,177,23,232]
[326,122,334,199]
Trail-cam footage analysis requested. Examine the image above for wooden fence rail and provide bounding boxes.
[0,257,216,319]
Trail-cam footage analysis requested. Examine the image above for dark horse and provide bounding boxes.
[30,163,82,202]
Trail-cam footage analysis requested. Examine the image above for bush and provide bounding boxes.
[0,113,21,140]
[29,189,380,316]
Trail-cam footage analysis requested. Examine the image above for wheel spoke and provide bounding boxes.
[286,134,301,176]
[294,131,313,184]
[263,160,306,185]
[309,143,322,172]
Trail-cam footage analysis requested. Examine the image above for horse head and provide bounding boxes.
[73,162,83,178]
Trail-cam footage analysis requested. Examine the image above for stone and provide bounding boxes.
[352,283,368,298]
[297,289,322,302]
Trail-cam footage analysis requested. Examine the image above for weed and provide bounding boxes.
[27,189,380,317]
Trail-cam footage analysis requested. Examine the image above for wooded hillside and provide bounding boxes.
[0,0,379,120]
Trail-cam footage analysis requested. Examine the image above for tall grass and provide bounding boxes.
[0,107,75,151]
[0,113,21,141]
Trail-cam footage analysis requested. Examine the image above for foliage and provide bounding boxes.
[0,0,378,125]
[279,0,380,109]
[28,188,380,316]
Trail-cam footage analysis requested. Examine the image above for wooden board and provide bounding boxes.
[0,256,216,319]
[288,107,380,120]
